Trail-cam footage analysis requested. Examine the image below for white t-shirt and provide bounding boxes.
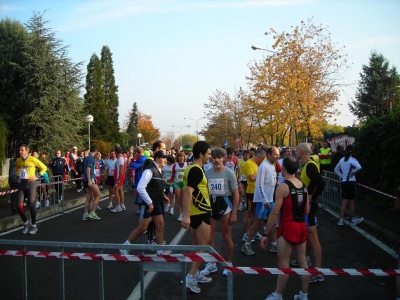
[334,157,361,182]
[253,160,277,204]
[105,159,116,176]
[277,158,285,185]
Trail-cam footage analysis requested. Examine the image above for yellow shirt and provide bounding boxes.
[243,159,258,194]
[183,164,211,216]
[16,155,47,180]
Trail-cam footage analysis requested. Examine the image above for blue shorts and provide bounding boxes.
[255,202,274,220]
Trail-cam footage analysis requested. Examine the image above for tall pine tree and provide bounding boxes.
[13,11,84,154]
[101,46,120,142]
[84,53,108,143]
[126,102,139,145]
[349,51,400,121]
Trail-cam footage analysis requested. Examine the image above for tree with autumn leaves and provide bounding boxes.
[204,18,350,147]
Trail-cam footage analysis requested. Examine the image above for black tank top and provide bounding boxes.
[284,180,307,222]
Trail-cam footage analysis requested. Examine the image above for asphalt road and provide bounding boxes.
[0,190,397,300]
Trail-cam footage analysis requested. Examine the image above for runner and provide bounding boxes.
[334,145,364,226]
[120,150,171,256]
[15,144,47,234]
[242,146,280,255]
[200,147,239,276]
[111,145,127,212]
[181,141,213,294]
[82,145,101,221]
[105,151,117,210]
[238,150,250,210]
[262,156,310,300]
[171,151,189,222]
[163,156,175,215]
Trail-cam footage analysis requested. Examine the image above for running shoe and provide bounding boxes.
[119,248,130,256]
[88,212,101,220]
[22,222,31,234]
[241,244,255,256]
[106,203,113,210]
[45,200,49,207]
[309,274,325,283]
[82,214,89,221]
[169,208,174,215]
[28,225,38,235]
[200,263,218,276]
[164,203,170,212]
[265,292,283,300]
[337,219,344,226]
[254,232,263,240]
[238,203,243,211]
[111,206,122,213]
[269,245,277,253]
[294,293,308,300]
[186,275,201,294]
[156,250,166,256]
[96,205,102,211]
[241,234,255,243]
[290,259,312,267]
[351,217,364,225]
[177,213,184,222]
[194,271,212,283]
[222,262,233,277]
[35,201,40,209]
[121,205,126,211]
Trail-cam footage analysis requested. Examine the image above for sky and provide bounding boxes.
[1,0,400,140]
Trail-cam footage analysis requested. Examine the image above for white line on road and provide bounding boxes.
[127,227,188,300]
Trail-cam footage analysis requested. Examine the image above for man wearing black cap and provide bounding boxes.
[120,150,171,256]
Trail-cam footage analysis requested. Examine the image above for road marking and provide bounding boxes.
[323,206,397,259]
[127,227,188,300]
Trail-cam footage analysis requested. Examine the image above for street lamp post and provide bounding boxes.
[251,45,277,54]
[85,114,93,150]
[137,133,142,146]
[172,126,183,149]
[184,117,205,141]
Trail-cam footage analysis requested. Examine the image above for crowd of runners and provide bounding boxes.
[9,139,391,300]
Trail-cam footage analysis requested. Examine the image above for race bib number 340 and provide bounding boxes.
[208,178,225,195]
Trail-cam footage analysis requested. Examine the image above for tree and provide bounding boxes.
[349,51,400,122]
[247,18,350,144]
[84,53,108,144]
[13,11,84,155]
[126,102,139,145]
[100,46,120,141]
[0,18,29,156]
[137,112,160,147]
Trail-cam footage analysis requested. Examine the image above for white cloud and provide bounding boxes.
[0,4,23,14]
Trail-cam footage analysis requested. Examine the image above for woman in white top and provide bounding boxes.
[334,145,364,226]
[170,151,189,221]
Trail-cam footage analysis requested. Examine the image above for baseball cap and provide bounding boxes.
[154,150,172,159]
[183,145,192,151]
[72,146,78,150]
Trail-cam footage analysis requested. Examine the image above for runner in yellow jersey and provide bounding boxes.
[15,144,47,235]
[181,141,212,294]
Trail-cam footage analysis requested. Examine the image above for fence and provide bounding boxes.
[320,171,342,213]
[0,240,232,300]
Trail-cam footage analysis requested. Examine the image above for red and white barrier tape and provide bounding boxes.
[0,178,83,196]
[226,266,400,276]
[0,250,225,263]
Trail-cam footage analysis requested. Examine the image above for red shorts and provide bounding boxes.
[277,220,307,244]
[114,178,124,187]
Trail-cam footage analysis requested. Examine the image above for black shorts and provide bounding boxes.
[138,203,164,219]
[106,176,115,187]
[190,212,211,229]
[210,196,232,220]
[341,181,356,199]
[164,186,174,195]
[241,181,247,186]
[307,200,319,227]
[83,179,96,189]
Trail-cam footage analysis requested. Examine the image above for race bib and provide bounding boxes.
[240,174,246,181]
[177,172,184,182]
[108,168,114,176]
[20,168,28,180]
[297,192,303,207]
[208,178,225,195]
[225,161,235,171]
[95,169,101,177]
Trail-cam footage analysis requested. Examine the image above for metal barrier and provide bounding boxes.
[320,171,342,213]
[35,175,65,220]
[0,240,233,300]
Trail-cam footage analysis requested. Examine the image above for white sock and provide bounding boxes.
[299,290,308,299]
[123,240,130,245]
[245,242,251,246]
[273,292,282,299]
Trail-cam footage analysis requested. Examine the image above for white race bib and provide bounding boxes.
[20,168,28,180]
[240,174,246,181]
[108,168,114,176]
[177,172,184,182]
[95,169,101,177]
[208,178,225,195]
